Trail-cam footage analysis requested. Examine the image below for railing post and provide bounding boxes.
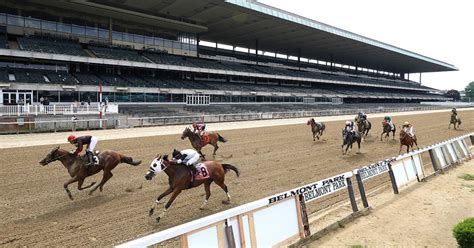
[346,176,358,213]
[17,104,20,117]
[54,121,57,133]
[35,105,38,116]
[53,105,56,116]
[355,171,369,208]
[387,162,399,194]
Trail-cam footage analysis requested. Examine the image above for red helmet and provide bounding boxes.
[67,135,77,142]
[193,122,197,128]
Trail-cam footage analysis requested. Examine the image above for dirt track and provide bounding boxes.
[1,110,473,247]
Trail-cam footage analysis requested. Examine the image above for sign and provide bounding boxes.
[357,161,389,181]
[267,172,351,204]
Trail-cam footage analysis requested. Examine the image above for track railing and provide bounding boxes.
[0,103,118,116]
[117,133,473,248]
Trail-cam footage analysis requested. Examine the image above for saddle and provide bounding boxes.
[199,132,210,145]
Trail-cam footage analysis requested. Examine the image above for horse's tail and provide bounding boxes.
[217,134,227,143]
[120,155,142,166]
[222,164,240,177]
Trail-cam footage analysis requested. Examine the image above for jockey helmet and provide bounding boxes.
[404,121,410,125]
[172,149,181,158]
[67,135,76,142]
[452,107,456,110]
[345,120,351,125]
[192,121,197,128]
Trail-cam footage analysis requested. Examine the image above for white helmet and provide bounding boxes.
[345,121,351,125]
[404,121,410,125]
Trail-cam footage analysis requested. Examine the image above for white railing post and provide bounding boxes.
[53,105,56,116]
[35,105,38,116]
[17,104,20,117]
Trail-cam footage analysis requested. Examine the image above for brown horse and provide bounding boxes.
[39,147,141,200]
[145,154,239,223]
[380,121,396,141]
[307,118,326,141]
[181,127,227,158]
[399,129,419,154]
[449,114,461,129]
[356,118,372,139]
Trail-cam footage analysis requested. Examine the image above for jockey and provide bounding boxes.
[402,121,415,138]
[345,120,357,135]
[384,116,394,130]
[357,112,367,121]
[192,121,206,136]
[172,148,200,176]
[452,107,457,116]
[67,135,98,167]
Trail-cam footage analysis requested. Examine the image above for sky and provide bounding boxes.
[258,0,473,91]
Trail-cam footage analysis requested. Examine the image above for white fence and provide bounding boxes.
[117,132,473,248]
[0,103,118,116]
[421,101,474,107]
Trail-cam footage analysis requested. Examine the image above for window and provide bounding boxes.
[57,23,71,34]
[112,31,123,41]
[86,27,98,38]
[41,21,56,31]
[72,24,85,35]
[60,91,79,102]
[25,18,41,29]
[7,15,23,27]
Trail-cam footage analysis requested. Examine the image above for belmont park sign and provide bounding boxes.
[268,172,351,204]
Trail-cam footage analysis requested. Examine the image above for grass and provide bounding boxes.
[461,184,474,192]
[350,245,366,248]
[459,173,474,181]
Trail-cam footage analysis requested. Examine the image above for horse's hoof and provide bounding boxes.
[222,200,230,205]
[88,191,94,196]
[156,217,161,223]
[148,209,154,216]
[68,195,74,201]
[199,207,205,210]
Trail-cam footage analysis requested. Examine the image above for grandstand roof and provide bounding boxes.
[26,0,457,73]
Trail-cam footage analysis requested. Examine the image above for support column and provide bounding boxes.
[196,35,200,58]
[255,39,259,65]
[419,72,422,84]
[108,17,113,45]
[297,48,301,71]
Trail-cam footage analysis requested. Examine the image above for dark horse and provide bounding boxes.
[356,118,372,139]
[145,154,239,223]
[449,114,461,130]
[399,129,419,154]
[181,127,227,158]
[341,129,362,155]
[380,121,396,141]
[306,118,326,141]
[39,147,141,200]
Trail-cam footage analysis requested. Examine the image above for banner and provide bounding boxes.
[357,160,389,181]
[267,172,352,204]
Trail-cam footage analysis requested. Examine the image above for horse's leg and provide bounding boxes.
[88,170,113,195]
[156,188,183,223]
[200,181,212,210]
[77,178,96,191]
[356,140,361,153]
[380,132,384,141]
[149,187,173,216]
[399,144,403,154]
[215,180,231,204]
[212,142,219,157]
[63,176,80,200]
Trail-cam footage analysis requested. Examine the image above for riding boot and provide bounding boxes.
[190,165,198,176]
[86,151,94,167]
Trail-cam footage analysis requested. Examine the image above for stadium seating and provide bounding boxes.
[12,69,46,83]
[17,36,87,56]
[71,72,102,85]
[44,71,78,85]
[89,45,148,62]
[0,69,9,82]
[144,52,195,67]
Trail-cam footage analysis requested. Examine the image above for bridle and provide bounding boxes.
[43,150,68,164]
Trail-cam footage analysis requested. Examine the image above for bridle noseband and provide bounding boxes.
[44,150,68,164]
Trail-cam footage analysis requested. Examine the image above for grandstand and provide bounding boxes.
[0,0,456,115]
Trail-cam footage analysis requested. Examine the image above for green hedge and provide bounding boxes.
[453,217,474,248]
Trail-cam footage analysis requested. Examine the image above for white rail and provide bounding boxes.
[0,104,118,116]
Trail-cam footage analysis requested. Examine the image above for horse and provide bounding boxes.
[356,118,372,139]
[181,127,227,158]
[145,154,240,223]
[380,121,396,141]
[39,147,141,200]
[449,114,461,130]
[341,129,362,155]
[399,129,419,154]
[306,118,325,141]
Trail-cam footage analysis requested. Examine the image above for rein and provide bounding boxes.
[45,152,69,164]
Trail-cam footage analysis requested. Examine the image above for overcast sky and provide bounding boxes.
[259,0,473,91]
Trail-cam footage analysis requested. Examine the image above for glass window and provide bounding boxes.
[172,93,184,102]
[71,24,85,35]
[190,45,197,51]
[60,91,79,102]
[133,34,144,44]
[145,93,159,102]
[41,21,56,31]
[79,92,98,103]
[154,38,164,47]
[25,18,41,29]
[0,13,5,24]
[115,92,130,102]
[159,93,171,102]
[122,33,133,42]
[172,41,181,49]
[145,37,154,45]
[57,23,71,34]
[164,40,173,48]
[86,27,98,38]
[38,91,59,103]
[7,15,24,27]
[102,92,115,102]
[110,31,121,41]
[99,29,109,40]
[130,93,145,102]
[182,43,190,51]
